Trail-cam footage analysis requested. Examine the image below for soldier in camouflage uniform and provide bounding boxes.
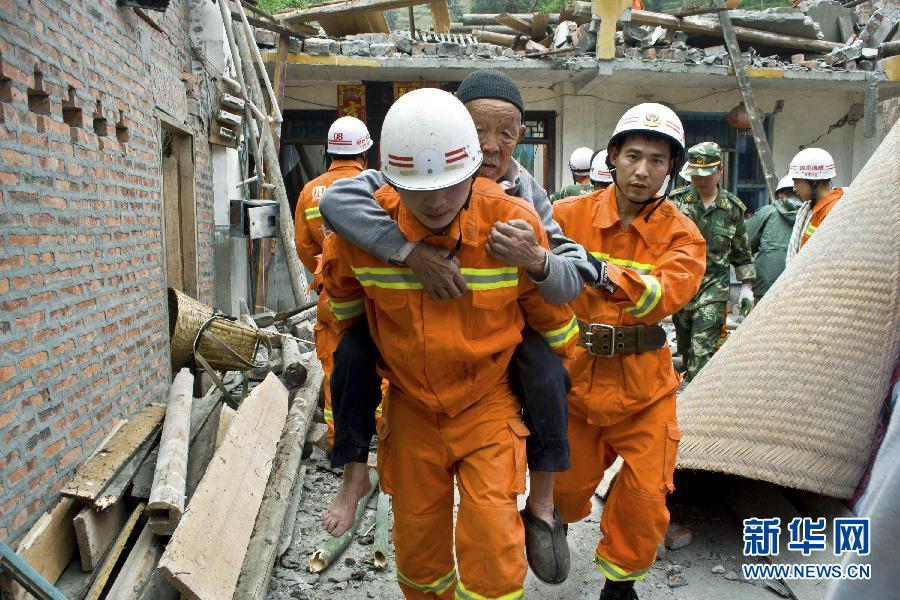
[549,147,594,202]
[670,142,756,382]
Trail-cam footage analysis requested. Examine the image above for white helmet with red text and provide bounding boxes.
[788,148,836,180]
[380,88,483,191]
[589,150,613,184]
[569,147,594,173]
[327,116,373,155]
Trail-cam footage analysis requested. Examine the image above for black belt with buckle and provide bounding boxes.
[577,320,668,358]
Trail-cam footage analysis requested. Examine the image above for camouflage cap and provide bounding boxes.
[683,141,723,177]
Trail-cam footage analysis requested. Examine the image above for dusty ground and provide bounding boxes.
[267,456,786,600]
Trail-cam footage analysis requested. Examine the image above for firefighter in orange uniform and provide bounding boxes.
[294,115,372,443]
[551,104,706,600]
[321,88,578,600]
[785,147,843,263]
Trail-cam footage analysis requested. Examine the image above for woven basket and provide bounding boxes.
[675,121,900,498]
[168,288,264,371]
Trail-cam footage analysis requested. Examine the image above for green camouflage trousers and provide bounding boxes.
[673,301,728,382]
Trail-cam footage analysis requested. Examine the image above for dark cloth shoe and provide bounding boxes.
[520,506,570,585]
[600,579,638,600]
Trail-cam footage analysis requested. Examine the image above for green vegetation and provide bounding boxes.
[257,0,308,15]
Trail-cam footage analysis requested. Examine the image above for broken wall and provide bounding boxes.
[0,0,217,544]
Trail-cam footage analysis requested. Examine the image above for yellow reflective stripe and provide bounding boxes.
[323,408,333,422]
[351,266,519,291]
[304,206,321,220]
[455,579,524,600]
[540,316,579,349]
[590,252,654,274]
[397,568,456,595]
[328,297,365,320]
[594,554,651,582]
[804,223,817,236]
[624,274,661,318]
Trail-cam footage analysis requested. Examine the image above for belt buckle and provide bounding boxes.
[584,323,616,358]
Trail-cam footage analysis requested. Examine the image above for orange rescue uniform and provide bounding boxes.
[294,159,364,441]
[800,187,843,248]
[322,177,578,600]
[552,185,705,582]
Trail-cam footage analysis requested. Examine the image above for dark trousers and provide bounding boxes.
[330,319,571,472]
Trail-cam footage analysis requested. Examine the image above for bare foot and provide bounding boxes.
[321,462,372,536]
[526,470,556,528]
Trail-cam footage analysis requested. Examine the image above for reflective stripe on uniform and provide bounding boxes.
[397,568,456,595]
[804,222,817,237]
[590,252,655,274]
[455,579,523,600]
[351,266,519,291]
[323,408,333,423]
[304,206,321,220]
[539,316,579,349]
[328,297,365,320]
[594,554,651,582]
[624,274,662,318]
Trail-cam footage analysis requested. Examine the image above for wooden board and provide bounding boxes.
[104,523,164,600]
[215,405,236,450]
[0,541,67,600]
[61,404,167,505]
[157,374,289,600]
[161,156,183,292]
[596,0,630,59]
[531,11,550,39]
[83,503,144,600]
[74,502,128,572]
[430,1,451,33]
[497,13,531,35]
[94,433,159,509]
[0,498,80,600]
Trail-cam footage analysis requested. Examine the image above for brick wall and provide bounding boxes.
[0,0,216,544]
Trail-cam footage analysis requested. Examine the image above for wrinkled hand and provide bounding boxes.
[405,243,467,302]
[551,233,599,284]
[738,284,754,317]
[486,219,548,277]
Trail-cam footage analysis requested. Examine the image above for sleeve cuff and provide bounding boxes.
[390,241,418,265]
[735,263,756,281]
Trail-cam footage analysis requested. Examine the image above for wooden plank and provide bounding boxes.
[130,447,158,500]
[234,361,324,600]
[715,0,779,201]
[496,12,531,35]
[0,542,67,600]
[0,499,79,600]
[83,503,144,600]
[61,404,167,506]
[158,374,289,600]
[105,524,164,600]
[531,11,550,39]
[278,0,428,23]
[94,433,158,509]
[215,405,236,450]
[148,369,193,536]
[430,1,451,33]
[173,136,198,298]
[161,156,183,292]
[629,9,842,54]
[272,33,290,153]
[596,0,630,60]
[277,465,307,559]
[74,502,128,572]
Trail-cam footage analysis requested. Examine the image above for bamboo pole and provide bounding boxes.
[276,465,307,559]
[372,489,390,570]
[308,470,379,573]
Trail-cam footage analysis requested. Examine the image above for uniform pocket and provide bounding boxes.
[662,419,681,493]
[710,224,735,256]
[471,287,518,309]
[507,418,531,494]
[469,287,518,343]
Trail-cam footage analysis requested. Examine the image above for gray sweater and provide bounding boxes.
[318,162,583,304]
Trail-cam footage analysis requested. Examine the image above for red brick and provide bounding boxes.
[42,437,65,458]
[0,406,14,429]
[0,279,8,294]
[12,273,41,289]
[0,255,24,269]
[8,234,38,245]
[18,351,47,370]
[0,365,15,384]
[15,310,43,328]
[27,213,53,226]
[58,445,81,470]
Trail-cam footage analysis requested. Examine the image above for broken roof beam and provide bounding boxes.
[431,1,451,33]
[277,0,430,23]
[462,13,560,27]
[496,13,532,36]
[629,9,842,54]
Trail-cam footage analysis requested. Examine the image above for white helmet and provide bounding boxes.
[380,88,482,191]
[569,147,593,172]
[788,148,836,180]
[607,103,686,195]
[589,150,612,183]
[776,175,795,193]
[327,116,373,155]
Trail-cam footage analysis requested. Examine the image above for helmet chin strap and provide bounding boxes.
[444,176,476,260]
[609,163,680,223]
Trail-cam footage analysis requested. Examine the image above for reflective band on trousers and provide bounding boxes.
[590,252,655,274]
[595,553,651,582]
[351,266,519,291]
[804,223,817,237]
[304,206,321,219]
[624,274,662,318]
[540,316,579,349]
[397,568,456,595]
[455,579,524,600]
[328,297,365,320]
[323,408,333,422]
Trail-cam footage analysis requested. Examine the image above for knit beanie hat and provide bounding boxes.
[455,69,524,116]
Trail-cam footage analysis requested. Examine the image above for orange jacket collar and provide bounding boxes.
[591,185,658,242]
[813,187,842,216]
[328,159,364,172]
[396,178,495,248]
